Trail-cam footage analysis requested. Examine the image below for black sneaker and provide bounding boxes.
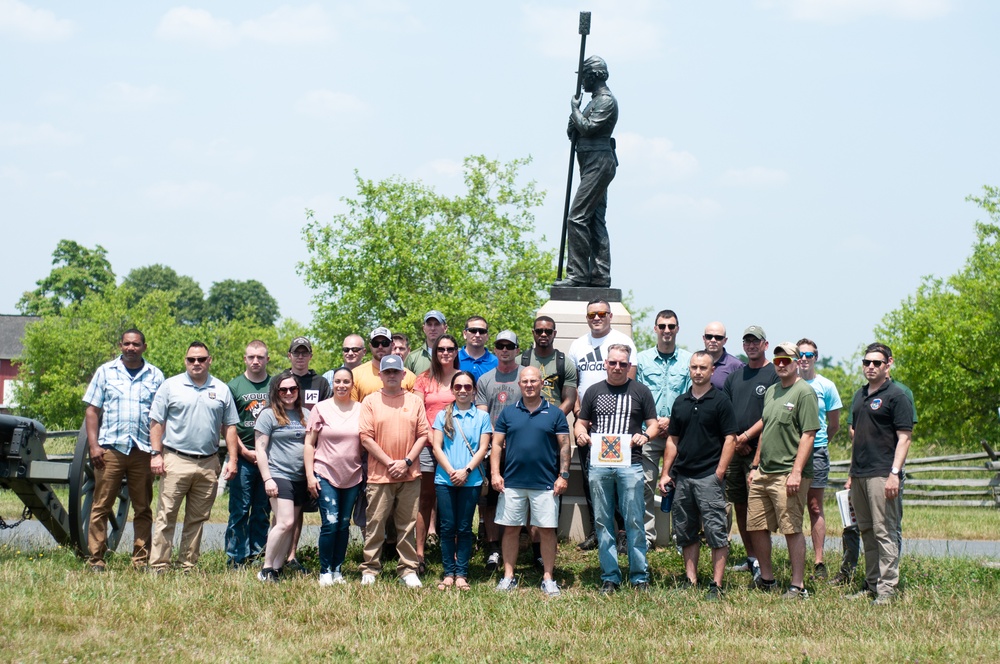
[599,581,619,595]
[616,530,628,555]
[257,567,279,583]
[578,533,599,551]
[633,581,650,592]
[676,577,696,590]
[812,562,828,580]
[284,558,307,575]
[705,583,724,601]
[750,576,778,592]
[829,569,854,586]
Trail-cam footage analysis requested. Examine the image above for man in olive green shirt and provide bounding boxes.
[746,342,820,599]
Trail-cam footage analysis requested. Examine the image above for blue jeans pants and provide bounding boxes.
[435,484,480,578]
[225,455,270,565]
[318,477,362,574]
[590,464,648,585]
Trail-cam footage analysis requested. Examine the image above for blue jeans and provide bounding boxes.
[435,484,480,578]
[318,478,362,574]
[590,464,648,584]
[225,455,270,565]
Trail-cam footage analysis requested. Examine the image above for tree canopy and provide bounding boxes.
[122,264,205,324]
[299,155,556,346]
[876,186,1000,448]
[17,240,115,316]
[204,279,280,327]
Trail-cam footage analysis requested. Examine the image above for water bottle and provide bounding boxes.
[660,482,675,513]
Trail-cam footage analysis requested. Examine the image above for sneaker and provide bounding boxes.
[728,556,757,573]
[599,580,620,595]
[485,551,501,573]
[705,583,724,601]
[676,577,696,590]
[633,581,650,592]
[812,562,828,580]
[782,585,810,600]
[401,573,423,588]
[495,576,518,592]
[331,571,346,585]
[872,592,897,606]
[319,573,335,587]
[578,533,599,551]
[751,558,761,582]
[616,530,628,555]
[847,588,876,600]
[285,558,307,575]
[750,576,778,592]
[257,568,279,583]
[540,579,561,597]
[88,564,105,573]
[829,570,854,586]
[361,573,377,586]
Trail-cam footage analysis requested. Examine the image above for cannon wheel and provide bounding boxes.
[67,428,131,556]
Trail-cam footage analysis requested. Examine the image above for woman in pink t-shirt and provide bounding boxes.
[412,334,460,575]
[304,366,363,586]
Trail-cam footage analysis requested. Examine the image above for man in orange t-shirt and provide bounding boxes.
[357,354,429,587]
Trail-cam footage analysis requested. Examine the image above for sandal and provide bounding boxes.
[437,576,454,591]
[455,577,471,591]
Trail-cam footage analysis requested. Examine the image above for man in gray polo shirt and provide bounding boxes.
[149,341,239,572]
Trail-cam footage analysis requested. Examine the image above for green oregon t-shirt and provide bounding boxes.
[759,379,821,476]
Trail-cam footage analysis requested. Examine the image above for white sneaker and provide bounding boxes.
[361,573,377,586]
[319,573,335,587]
[540,578,561,597]
[331,571,346,585]
[402,572,423,588]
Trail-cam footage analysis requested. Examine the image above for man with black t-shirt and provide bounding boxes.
[723,325,778,578]
[575,344,658,593]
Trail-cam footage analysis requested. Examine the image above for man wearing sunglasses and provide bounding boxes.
[459,316,498,381]
[702,322,744,390]
[568,298,637,551]
[723,325,778,579]
[636,309,691,549]
[846,343,913,605]
[149,342,240,573]
[795,338,843,580]
[520,316,578,416]
[746,342,820,599]
[405,310,448,376]
[322,334,367,391]
[352,327,416,402]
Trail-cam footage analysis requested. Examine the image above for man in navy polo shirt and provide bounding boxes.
[658,351,737,600]
[491,367,571,597]
[459,316,498,381]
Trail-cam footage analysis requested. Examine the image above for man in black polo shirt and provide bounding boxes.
[848,342,913,605]
[658,351,737,600]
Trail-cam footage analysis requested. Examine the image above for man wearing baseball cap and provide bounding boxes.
[287,337,331,409]
[405,311,448,376]
[722,325,778,579]
[747,342,820,599]
[352,327,416,402]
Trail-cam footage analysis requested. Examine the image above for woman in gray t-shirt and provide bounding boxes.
[255,370,309,582]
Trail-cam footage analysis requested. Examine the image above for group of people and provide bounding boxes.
[81,302,913,603]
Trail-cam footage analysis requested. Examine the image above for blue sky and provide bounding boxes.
[2,0,998,362]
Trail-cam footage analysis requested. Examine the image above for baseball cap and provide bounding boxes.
[379,355,404,372]
[743,325,766,341]
[772,342,800,359]
[289,337,312,353]
[495,330,518,346]
[370,326,391,341]
[424,310,446,324]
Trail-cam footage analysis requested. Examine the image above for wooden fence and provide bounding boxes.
[829,441,1000,508]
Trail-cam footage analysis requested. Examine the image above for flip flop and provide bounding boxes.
[455,577,471,591]
[437,576,454,590]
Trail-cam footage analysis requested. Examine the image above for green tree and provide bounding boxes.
[121,264,205,325]
[299,155,555,349]
[17,240,115,316]
[204,279,280,327]
[875,186,1000,449]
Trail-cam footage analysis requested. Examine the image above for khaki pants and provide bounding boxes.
[359,479,420,577]
[150,452,220,570]
[851,475,900,596]
[88,447,154,568]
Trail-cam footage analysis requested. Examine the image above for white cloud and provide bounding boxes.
[615,132,699,183]
[0,0,74,41]
[521,1,663,61]
[100,82,176,109]
[143,180,241,207]
[757,0,952,23]
[720,166,789,187]
[294,90,367,119]
[0,121,80,147]
[156,4,334,48]
[640,193,723,218]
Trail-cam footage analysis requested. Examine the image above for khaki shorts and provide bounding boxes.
[746,472,811,535]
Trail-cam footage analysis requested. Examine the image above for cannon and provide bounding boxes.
[0,413,130,554]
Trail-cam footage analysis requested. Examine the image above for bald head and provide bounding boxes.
[703,321,728,359]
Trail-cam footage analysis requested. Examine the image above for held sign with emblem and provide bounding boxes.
[870,398,882,411]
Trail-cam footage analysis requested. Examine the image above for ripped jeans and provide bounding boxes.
[317,477,362,574]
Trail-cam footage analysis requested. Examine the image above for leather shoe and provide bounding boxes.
[577,533,599,551]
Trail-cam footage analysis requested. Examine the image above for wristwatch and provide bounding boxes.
[560,471,571,480]
[404,458,413,467]
[890,467,901,476]
[150,450,162,457]
[465,467,473,475]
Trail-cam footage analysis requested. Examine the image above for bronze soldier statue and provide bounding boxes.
[554,55,618,289]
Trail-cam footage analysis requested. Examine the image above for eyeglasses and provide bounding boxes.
[799,351,816,359]
[495,343,516,351]
[606,360,629,368]
[586,311,610,320]
[703,334,725,341]
[342,347,363,354]
[533,328,554,336]
[465,327,488,335]
[862,359,886,367]
[452,384,475,392]
[278,386,299,394]
[291,351,311,358]
[657,323,677,331]
[371,339,391,348]
[742,338,763,346]
[185,356,209,364]
[436,346,457,353]
[773,356,795,367]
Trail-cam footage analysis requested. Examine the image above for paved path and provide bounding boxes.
[2,521,999,559]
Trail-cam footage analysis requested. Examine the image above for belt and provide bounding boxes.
[164,446,217,460]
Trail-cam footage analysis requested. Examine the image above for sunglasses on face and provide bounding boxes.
[533,328,555,336]
[465,327,488,335]
[436,346,457,353]
[342,347,364,353]
[452,384,475,392]
[657,323,677,331]
[773,356,795,367]
[862,359,886,367]
[799,351,816,359]
[495,343,516,351]
[586,311,610,320]
[278,386,299,394]
[371,339,391,348]
[186,356,209,364]
[703,334,725,341]
[606,360,628,368]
